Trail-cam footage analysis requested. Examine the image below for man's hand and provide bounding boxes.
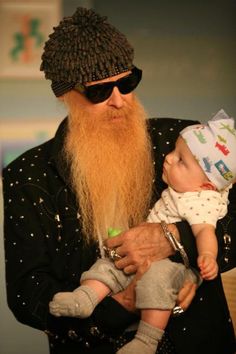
[105,222,176,274]
[107,222,197,312]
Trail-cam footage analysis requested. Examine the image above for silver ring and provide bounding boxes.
[172,305,184,317]
[103,246,122,261]
[109,248,122,261]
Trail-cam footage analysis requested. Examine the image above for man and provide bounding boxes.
[3,7,236,354]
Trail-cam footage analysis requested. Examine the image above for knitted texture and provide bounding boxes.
[40,7,134,86]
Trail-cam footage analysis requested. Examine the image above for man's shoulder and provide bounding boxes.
[2,118,67,178]
[2,138,53,178]
[147,117,199,146]
[146,117,199,161]
[147,117,198,131]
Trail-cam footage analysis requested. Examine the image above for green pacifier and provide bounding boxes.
[107,227,122,238]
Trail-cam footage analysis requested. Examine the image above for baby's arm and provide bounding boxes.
[191,224,218,280]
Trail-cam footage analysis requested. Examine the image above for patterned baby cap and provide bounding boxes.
[180,109,236,191]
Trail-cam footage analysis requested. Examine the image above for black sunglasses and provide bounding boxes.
[74,66,142,104]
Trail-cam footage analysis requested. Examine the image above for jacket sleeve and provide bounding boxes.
[3,168,62,331]
[216,183,236,272]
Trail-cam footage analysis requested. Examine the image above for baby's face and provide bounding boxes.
[162,136,209,193]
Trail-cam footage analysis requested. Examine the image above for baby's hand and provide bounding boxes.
[197,254,218,280]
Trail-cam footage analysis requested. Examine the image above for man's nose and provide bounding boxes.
[107,87,124,108]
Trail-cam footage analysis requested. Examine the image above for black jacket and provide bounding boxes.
[3,117,236,354]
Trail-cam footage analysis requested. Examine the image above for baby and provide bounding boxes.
[49,109,236,354]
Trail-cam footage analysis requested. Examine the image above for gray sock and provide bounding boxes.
[72,285,99,318]
[117,320,164,354]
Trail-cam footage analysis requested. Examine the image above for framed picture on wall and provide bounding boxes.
[0,0,61,78]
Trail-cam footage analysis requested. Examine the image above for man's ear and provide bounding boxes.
[201,182,217,191]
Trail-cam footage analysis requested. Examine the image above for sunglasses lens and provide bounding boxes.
[86,83,113,104]
[118,67,142,94]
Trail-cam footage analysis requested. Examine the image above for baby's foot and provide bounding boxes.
[117,321,163,354]
[49,285,98,318]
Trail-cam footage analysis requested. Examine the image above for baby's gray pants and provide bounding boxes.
[80,258,198,309]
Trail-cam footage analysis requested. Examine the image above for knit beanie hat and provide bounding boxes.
[180,109,236,191]
[40,7,134,97]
